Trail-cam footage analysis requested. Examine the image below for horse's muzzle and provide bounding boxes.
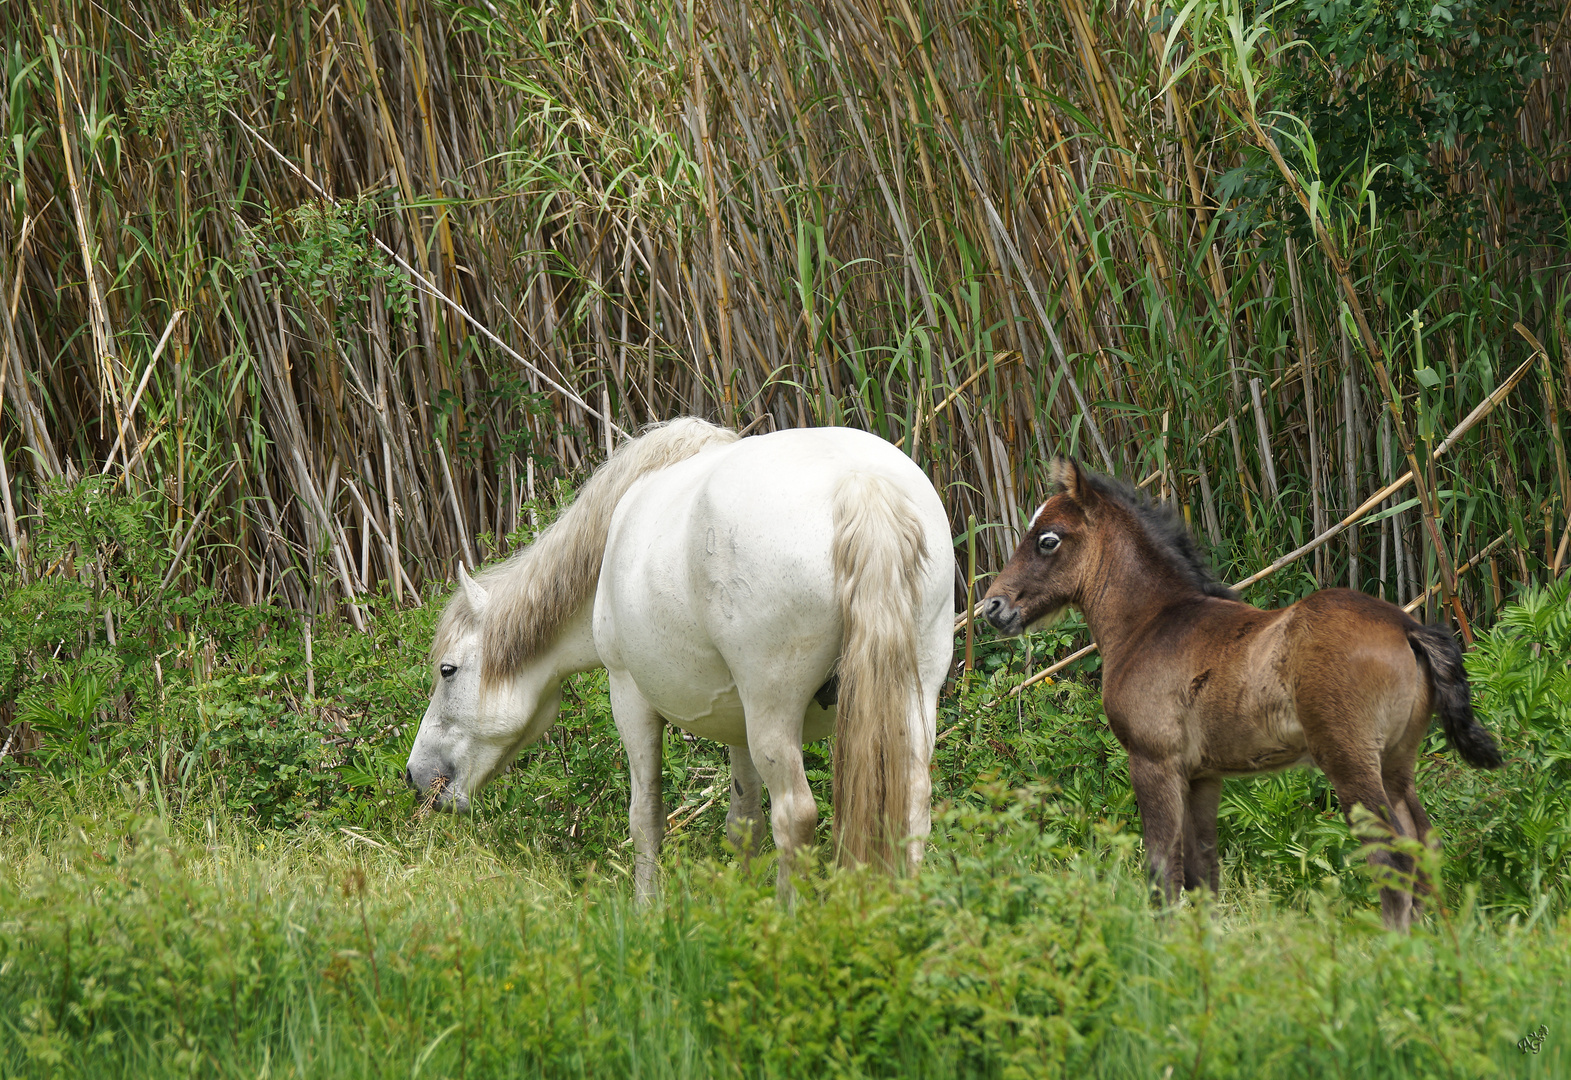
[405,761,470,813]
[983,595,1026,636]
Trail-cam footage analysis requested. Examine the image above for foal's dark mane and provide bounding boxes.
[1077,469,1239,601]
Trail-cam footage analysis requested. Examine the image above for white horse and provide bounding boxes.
[404,418,954,898]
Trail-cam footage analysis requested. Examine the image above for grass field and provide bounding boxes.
[3,570,1571,1077]
[1,771,1568,1079]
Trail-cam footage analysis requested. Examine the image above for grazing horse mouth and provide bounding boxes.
[409,773,469,817]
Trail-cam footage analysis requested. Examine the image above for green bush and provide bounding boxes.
[1437,576,1571,913]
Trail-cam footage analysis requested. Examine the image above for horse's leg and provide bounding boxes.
[1183,776,1223,893]
[1128,754,1188,904]
[1312,741,1413,930]
[741,703,815,898]
[903,713,934,874]
[607,670,665,905]
[725,745,765,863]
[904,662,945,873]
[1382,755,1434,914]
[1399,788,1435,915]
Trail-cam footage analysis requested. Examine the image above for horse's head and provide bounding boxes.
[983,457,1102,636]
[404,564,566,813]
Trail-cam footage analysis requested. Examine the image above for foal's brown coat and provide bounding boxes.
[984,460,1503,929]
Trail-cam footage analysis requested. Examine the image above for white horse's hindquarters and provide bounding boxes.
[594,431,838,745]
[593,427,952,748]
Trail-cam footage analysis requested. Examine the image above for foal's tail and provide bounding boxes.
[830,472,928,872]
[1407,623,1503,769]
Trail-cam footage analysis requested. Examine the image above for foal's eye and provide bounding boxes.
[439,663,458,679]
[1037,531,1061,555]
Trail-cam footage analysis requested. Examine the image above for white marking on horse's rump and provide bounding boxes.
[706,575,754,619]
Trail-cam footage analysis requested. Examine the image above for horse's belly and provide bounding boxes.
[642,677,835,746]
[1201,704,1313,775]
[655,683,748,744]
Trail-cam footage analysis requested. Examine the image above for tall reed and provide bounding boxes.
[0,0,1566,632]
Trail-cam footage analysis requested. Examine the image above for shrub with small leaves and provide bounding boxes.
[131,5,275,145]
[258,194,413,330]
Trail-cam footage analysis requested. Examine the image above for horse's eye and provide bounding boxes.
[439,663,458,679]
[1037,531,1061,555]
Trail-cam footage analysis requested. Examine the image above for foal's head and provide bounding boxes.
[982,459,1104,636]
[982,458,1233,636]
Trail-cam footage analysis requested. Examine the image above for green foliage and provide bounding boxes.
[257,193,413,326]
[0,787,1566,1078]
[15,668,113,774]
[1,479,168,740]
[1226,0,1560,243]
[698,796,1123,1076]
[130,4,274,145]
[0,480,413,826]
[0,816,296,1075]
[1436,575,1571,913]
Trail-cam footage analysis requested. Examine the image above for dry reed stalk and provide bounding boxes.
[1248,377,1279,498]
[46,32,120,427]
[1403,533,1512,615]
[102,311,183,474]
[1230,87,1472,636]
[0,0,1564,626]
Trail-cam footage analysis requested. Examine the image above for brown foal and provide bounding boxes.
[983,459,1503,930]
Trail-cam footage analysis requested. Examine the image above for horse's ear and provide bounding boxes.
[1049,459,1099,518]
[456,561,490,614]
[1049,458,1086,499]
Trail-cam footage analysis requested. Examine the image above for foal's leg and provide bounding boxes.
[1183,776,1223,893]
[1382,757,1434,913]
[1312,742,1414,931]
[607,671,665,905]
[725,745,765,862]
[1128,754,1189,904]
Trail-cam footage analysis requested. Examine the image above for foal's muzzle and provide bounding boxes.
[983,595,1026,636]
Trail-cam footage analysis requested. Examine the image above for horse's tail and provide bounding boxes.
[1407,622,1503,769]
[830,472,929,872]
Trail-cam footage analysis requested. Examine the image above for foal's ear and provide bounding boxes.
[1049,458,1088,501]
[456,561,490,614]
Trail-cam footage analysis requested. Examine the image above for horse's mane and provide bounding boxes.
[1074,467,1238,601]
[431,417,739,688]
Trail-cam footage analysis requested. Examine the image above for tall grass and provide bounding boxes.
[0,775,1565,1078]
[0,0,1566,634]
